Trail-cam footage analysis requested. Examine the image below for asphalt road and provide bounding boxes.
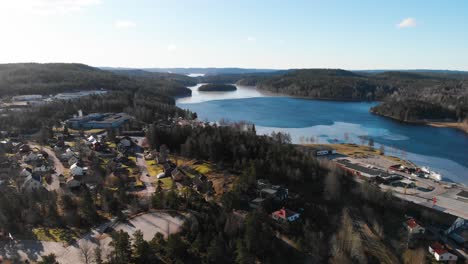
[132,137,156,196]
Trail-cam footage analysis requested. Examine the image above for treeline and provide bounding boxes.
[0,90,195,132]
[370,98,458,122]
[0,63,192,97]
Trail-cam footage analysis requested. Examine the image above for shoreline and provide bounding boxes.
[427,121,468,134]
[369,109,468,135]
[303,143,466,186]
[178,84,467,136]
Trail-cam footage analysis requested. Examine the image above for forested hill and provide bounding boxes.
[253,69,381,100]
[110,69,197,87]
[230,69,468,123]
[0,63,192,99]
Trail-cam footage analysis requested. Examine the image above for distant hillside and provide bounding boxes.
[0,63,192,100]
[198,70,291,85]
[110,69,197,86]
[101,67,279,75]
[355,69,468,79]
[254,69,383,100]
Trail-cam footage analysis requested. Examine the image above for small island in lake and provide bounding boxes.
[198,83,237,92]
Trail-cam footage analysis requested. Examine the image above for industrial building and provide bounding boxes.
[66,112,132,129]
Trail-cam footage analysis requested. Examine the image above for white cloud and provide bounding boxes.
[0,0,101,15]
[114,20,136,29]
[167,44,177,51]
[246,36,256,42]
[397,17,417,28]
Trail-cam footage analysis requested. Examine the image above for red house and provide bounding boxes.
[271,207,300,222]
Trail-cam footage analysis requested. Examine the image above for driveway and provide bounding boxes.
[29,143,65,191]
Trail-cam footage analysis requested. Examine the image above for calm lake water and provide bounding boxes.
[177,84,468,184]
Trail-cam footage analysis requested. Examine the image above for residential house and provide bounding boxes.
[192,175,213,193]
[428,242,458,262]
[93,142,103,151]
[21,176,43,192]
[70,163,84,176]
[19,144,31,154]
[23,152,39,163]
[260,185,288,201]
[249,197,267,209]
[144,150,157,160]
[20,168,32,178]
[163,162,175,177]
[61,148,76,161]
[33,165,51,173]
[404,218,425,235]
[87,135,97,144]
[68,156,79,167]
[156,151,168,164]
[66,175,82,189]
[119,138,132,149]
[171,168,185,182]
[271,207,300,222]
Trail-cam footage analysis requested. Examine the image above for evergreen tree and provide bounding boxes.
[132,230,154,264]
[109,230,132,264]
[80,187,99,226]
[38,254,58,264]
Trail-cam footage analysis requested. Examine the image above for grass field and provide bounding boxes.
[32,227,80,243]
[159,177,173,189]
[145,160,163,177]
[193,162,214,174]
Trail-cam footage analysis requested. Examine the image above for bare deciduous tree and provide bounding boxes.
[323,168,341,201]
[78,240,94,264]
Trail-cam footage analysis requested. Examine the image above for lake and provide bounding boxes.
[177,84,468,184]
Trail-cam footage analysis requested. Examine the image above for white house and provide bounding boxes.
[405,218,425,235]
[429,243,458,262]
[271,208,300,222]
[87,135,96,143]
[70,163,84,176]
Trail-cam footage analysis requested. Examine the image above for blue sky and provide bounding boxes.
[0,0,467,69]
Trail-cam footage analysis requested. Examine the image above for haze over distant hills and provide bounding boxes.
[101,67,279,75]
[101,66,468,78]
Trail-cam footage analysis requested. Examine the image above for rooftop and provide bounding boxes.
[406,218,420,229]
